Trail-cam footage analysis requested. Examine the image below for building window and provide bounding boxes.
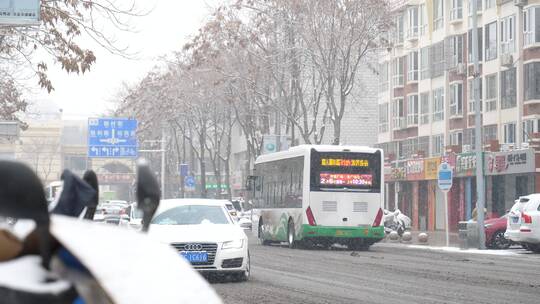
[432,134,444,156]
[407,6,419,39]
[402,138,419,158]
[395,14,404,45]
[433,0,444,30]
[419,4,427,36]
[484,0,495,9]
[468,28,483,62]
[485,73,497,111]
[524,6,540,46]
[451,0,463,21]
[468,78,482,113]
[392,98,404,129]
[379,103,389,133]
[500,15,515,54]
[523,119,537,143]
[500,67,516,109]
[468,0,483,17]
[450,83,463,117]
[450,131,463,146]
[420,93,430,124]
[485,21,497,61]
[379,62,389,92]
[407,51,419,82]
[407,95,419,126]
[503,122,516,144]
[483,125,498,145]
[446,35,464,69]
[464,128,476,150]
[524,62,540,101]
[420,47,430,79]
[430,41,445,78]
[392,57,404,87]
[418,136,430,155]
[432,88,444,122]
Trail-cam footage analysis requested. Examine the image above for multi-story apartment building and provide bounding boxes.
[378,0,540,232]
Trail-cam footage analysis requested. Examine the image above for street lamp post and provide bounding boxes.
[138,127,167,199]
[472,0,486,249]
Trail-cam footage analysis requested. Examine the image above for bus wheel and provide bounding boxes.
[287,220,296,249]
[258,221,270,245]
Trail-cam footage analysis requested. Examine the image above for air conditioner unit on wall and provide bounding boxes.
[501,53,513,67]
[501,144,514,151]
[456,63,466,76]
[514,0,528,7]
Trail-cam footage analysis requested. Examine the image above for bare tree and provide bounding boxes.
[1,0,144,92]
[19,136,61,183]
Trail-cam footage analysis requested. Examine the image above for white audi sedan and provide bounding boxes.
[149,199,250,281]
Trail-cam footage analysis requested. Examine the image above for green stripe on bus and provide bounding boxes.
[301,225,385,239]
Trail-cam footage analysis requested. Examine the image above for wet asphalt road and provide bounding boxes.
[212,237,540,304]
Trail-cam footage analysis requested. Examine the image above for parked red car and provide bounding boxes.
[485,214,512,249]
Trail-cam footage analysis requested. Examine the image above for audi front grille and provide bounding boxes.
[171,242,218,266]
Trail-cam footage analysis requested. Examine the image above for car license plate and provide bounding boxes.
[180,251,208,263]
[511,216,519,224]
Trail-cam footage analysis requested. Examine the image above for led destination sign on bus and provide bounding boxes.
[320,173,373,187]
[321,158,369,167]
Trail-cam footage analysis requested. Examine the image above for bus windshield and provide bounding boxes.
[310,150,381,192]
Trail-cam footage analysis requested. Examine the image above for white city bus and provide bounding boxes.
[248,145,385,250]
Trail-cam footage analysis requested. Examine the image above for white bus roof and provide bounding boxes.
[255,145,381,164]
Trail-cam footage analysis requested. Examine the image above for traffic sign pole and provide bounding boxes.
[438,162,453,248]
[444,192,449,248]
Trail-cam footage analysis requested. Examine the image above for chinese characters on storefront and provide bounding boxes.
[454,153,479,177]
[485,149,535,175]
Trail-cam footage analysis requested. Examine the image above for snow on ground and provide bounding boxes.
[380,242,536,257]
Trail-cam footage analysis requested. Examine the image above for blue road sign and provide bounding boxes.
[185,176,196,188]
[179,164,189,177]
[88,118,138,158]
[437,162,453,192]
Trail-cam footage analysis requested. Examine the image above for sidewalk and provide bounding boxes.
[381,230,460,247]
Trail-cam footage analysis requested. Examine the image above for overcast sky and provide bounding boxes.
[25,0,216,120]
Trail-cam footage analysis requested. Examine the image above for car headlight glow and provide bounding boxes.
[484,224,492,228]
[222,239,244,249]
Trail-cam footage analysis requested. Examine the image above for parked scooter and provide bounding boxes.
[383,209,411,236]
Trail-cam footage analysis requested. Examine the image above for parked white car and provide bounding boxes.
[149,199,250,281]
[505,194,540,252]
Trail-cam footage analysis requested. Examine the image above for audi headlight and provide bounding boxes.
[222,239,244,249]
[484,224,493,228]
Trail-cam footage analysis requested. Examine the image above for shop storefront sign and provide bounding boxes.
[424,157,441,180]
[389,161,407,181]
[455,152,479,177]
[406,159,424,180]
[485,149,535,175]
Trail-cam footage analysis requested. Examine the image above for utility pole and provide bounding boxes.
[516,1,525,147]
[472,0,486,249]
